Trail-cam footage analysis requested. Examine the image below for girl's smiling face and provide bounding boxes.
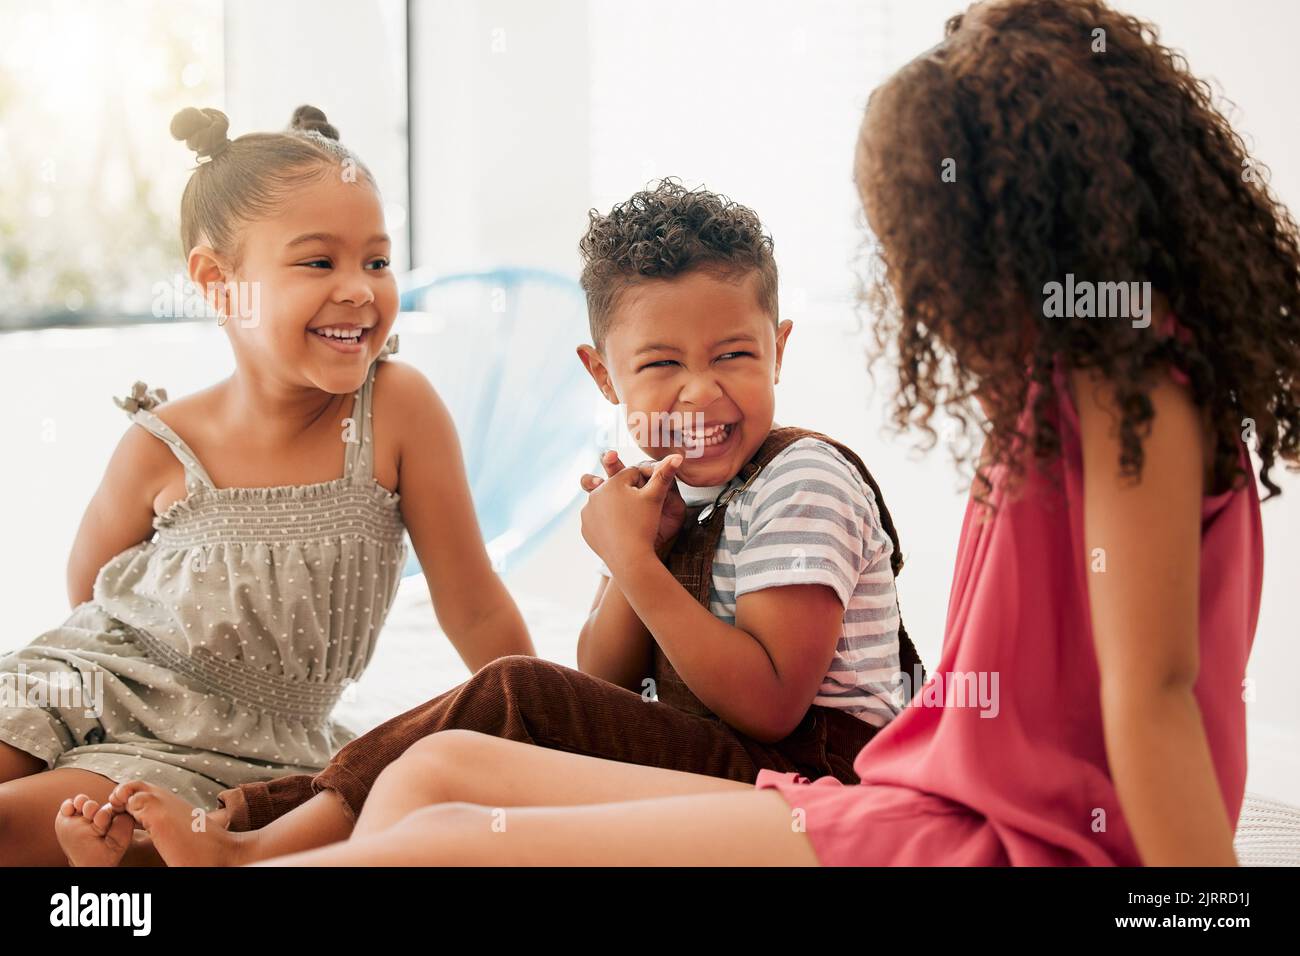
[578,269,793,487]
[194,170,399,395]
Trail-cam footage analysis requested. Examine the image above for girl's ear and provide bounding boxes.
[187,244,231,317]
[576,344,621,404]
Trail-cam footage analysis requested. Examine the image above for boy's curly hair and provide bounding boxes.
[858,0,1300,500]
[578,179,779,350]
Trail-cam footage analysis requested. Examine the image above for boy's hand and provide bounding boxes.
[580,453,685,572]
[580,451,687,559]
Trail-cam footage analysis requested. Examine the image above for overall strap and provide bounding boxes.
[657,426,830,717]
[114,382,216,493]
[344,334,400,484]
[656,425,926,718]
[668,426,825,607]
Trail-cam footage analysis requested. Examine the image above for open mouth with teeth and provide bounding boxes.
[675,421,740,458]
[682,422,733,445]
[309,325,372,352]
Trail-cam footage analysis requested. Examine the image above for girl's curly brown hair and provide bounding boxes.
[858,0,1300,501]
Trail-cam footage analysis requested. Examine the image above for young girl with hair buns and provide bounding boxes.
[0,104,532,865]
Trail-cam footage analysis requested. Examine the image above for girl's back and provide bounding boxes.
[758,354,1264,864]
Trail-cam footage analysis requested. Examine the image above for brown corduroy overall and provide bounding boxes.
[216,426,925,831]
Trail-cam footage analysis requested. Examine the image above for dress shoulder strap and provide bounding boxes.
[344,334,400,484]
[113,382,216,492]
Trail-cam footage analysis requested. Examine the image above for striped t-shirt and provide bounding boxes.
[595,437,905,728]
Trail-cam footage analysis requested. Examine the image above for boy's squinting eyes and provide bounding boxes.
[635,335,761,372]
[576,269,793,487]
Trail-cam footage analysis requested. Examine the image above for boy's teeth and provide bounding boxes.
[682,423,733,446]
[314,327,363,339]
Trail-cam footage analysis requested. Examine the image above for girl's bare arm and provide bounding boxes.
[66,425,168,607]
[382,362,534,671]
[1072,365,1237,866]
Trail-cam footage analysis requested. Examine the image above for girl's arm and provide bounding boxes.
[1072,366,1238,866]
[382,363,534,671]
[66,426,169,607]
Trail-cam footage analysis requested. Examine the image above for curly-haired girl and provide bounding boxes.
[751,0,1298,866]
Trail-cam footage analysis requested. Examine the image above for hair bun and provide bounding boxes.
[170,107,231,161]
[289,104,340,141]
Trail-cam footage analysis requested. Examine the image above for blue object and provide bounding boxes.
[394,268,598,578]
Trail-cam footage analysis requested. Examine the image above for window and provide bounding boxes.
[0,0,409,330]
[0,0,223,329]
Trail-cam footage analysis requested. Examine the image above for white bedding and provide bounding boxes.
[340,574,1299,866]
[332,573,583,735]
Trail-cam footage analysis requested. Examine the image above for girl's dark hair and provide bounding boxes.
[169,104,374,265]
[858,0,1300,500]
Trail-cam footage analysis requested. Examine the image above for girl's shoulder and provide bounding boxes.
[369,357,456,466]
[370,357,444,431]
[145,382,221,437]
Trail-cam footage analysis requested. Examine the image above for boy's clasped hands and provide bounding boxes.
[579,451,688,572]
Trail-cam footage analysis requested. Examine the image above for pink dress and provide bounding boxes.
[756,356,1264,865]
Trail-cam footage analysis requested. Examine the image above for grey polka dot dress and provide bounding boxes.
[0,335,408,809]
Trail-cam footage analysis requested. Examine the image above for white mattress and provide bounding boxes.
[332,573,583,734]
[346,575,1300,866]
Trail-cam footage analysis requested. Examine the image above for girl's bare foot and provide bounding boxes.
[55,793,135,867]
[102,780,252,867]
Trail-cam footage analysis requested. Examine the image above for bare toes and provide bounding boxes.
[91,803,117,837]
[110,780,157,807]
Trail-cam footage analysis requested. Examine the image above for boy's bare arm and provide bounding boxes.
[575,452,675,692]
[582,461,843,741]
[576,573,655,692]
[610,551,842,742]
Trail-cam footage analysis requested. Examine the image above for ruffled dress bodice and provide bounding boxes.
[94,335,408,725]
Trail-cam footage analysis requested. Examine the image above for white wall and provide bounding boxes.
[409,0,591,273]
[224,0,412,269]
